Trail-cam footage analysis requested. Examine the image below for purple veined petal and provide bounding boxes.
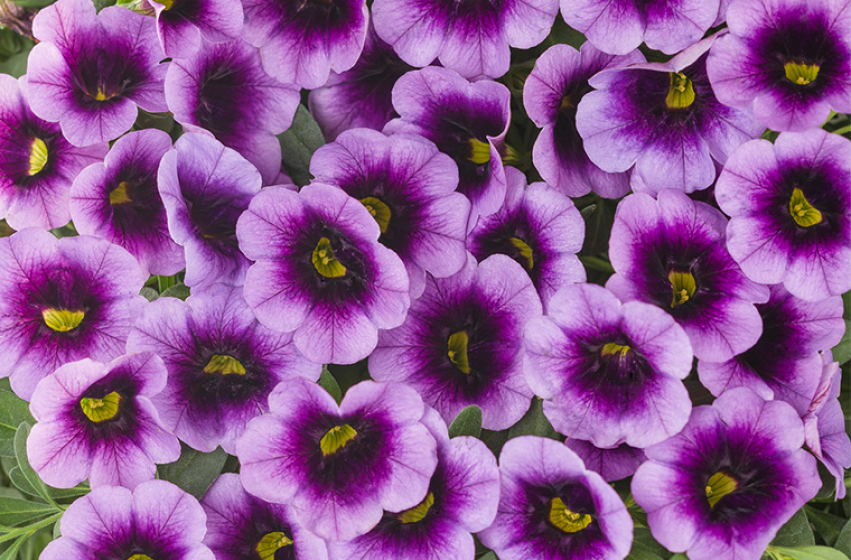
[151,0,243,58]
[565,439,647,482]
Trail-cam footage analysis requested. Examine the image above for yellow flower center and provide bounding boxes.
[668,270,696,308]
[109,181,133,205]
[203,354,246,375]
[601,343,630,357]
[127,555,154,560]
[508,237,534,270]
[360,197,391,234]
[665,72,695,109]
[447,330,471,374]
[312,237,347,278]
[42,308,85,332]
[467,138,491,165]
[320,424,358,456]
[398,492,435,524]
[157,0,174,8]
[255,532,293,560]
[548,497,593,533]
[28,138,48,176]
[80,391,122,423]
[705,471,738,508]
[784,61,819,85]
[789,187,822,227]
[560,95,575,111]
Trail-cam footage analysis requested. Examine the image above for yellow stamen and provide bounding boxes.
[28,138,48,176]
[109,181,132,205]
[668,270,697,308]
[157,0,174,8]
[548,497,593,533]
[127,555,154,560]
[601,343,630,357]
[784,62,819,86]
[398,492,435,524]
[80,391,122,423]
[508,237,534,270]
[447,330,471,374]
[665,72,695,109]
[42,308,84,332]
[560,95,575,111]
[468,138,491,165]
[203,354,246,375]
[255,532,293,560]
[789,187,822,227]
[320,424,358,456]
[312,237,347,278]
[705,471,738,508]
[360,196,391,234]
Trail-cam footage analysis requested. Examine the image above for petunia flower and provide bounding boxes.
[126,284,321,454]
[237,183,410,365]
[27,0,168,146]
[707,0,851,132]
[467,166,585,311]
[241,0,367,89]
[565,439,646,482]
[633,387,821,560]
[236,379,438,542]
[370,254,542,430]
[149,0,242,59]
[523,42,642,199]
[201,474,329,560]
[158,133,261,290]
[0,74,107,230]
[70,129,184,277]
[165,37,300,185]
[326,406,500,560]
[715,129,851,301]
[606,189,770,362]
[0,228,147,401]
[384,67,511,226]
[41,480,215,560]
[309,128,470,297]
[479,436,633,560]
[576,35,764,195]
[373,0,557,80]
[27,353,180,489]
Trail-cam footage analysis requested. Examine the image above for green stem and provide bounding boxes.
[831,124,851,136]
[0,512,62,544]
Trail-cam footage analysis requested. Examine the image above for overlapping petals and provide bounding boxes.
[150,0,242,58]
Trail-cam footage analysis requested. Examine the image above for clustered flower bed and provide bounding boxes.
[0,0,849,559]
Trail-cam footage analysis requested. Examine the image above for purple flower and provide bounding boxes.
[158,133,261,290]
[384,67,511,225]
[27,0,167,146]
[715,129,851,301]
[237,183,410,365]
[308,23,413,142]
[236,379,438,542]
[27,353,180,489]
[479,436,633,560]
[525,283,692,448]
[467,167,585,311]
[707,0,851,132]
[241,0,367,89]
[0,228,147,401]
[370,254,542,430]
[373,0,557,79]
[523,43,642,199]
[565,439,646,482]
[606,190,770,362]
[576,36,764,195]
[41,480,214,560]
[165,38,300,185]
[633,388,821,560]
[201,474,329,560]
[150,0,242,58]
[561,0,719,56]
[126,284,321,454]
[0,75,106,230]
[70,129,184,277]
[309,129,470,297]
[698,285,844,415]
[326,406,500,560]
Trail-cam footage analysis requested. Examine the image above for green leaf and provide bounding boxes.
[140,287,159,302]
[278,105,325,187]
[768,545,850,560]
[836,518,851,557]
[8,467,89,501]
[318,366,342,404]
[52,519,61,540]
[629,528,672,559]
[10,0,54,8]
[477,553,498,560]
[159,283,190,301]
[832,320,851,365]
[0,391,33,457]
[0,499,56,527]
[13,424,61,510]
[448,405,482,439]
[669,556,688,560]
[804,505,846,546]
[0,534,28,560]
[507,398,559,440]
[772,508,815,547]
[0,44,33,79]
[157,443,227,500]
